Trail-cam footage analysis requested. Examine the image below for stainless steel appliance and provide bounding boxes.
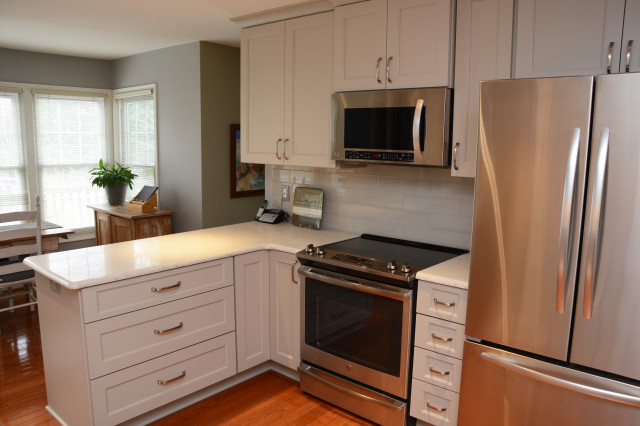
[297,234,466,425]
[331,88,452,166]
[460,73,640,425]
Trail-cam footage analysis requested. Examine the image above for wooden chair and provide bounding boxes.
[0,196,42,315]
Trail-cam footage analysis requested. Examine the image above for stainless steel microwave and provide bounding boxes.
[331,88,452,166]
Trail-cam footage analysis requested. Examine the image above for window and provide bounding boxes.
[114,85,157,200]
[0,88,28,213]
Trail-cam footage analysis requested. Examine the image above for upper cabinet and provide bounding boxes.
[241,12,335,168]
[333,0,455,91]
[513,0,638,77]
[450,0,513,177]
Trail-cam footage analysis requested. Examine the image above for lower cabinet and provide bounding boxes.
[269,251,300,370]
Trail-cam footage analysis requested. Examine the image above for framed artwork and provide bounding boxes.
[230,124,265,198]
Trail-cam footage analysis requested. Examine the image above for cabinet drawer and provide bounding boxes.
[85,286,235,379]
[412,347,462,393]
[410,379,459,425]
[82,258,233,322]
[417,281,467,324]
[90,332,236,426]
[414,314,465,359]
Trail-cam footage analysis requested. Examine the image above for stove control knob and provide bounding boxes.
[387,260,397,271]
[306,244,315,254]
[401,263,412,273]
[316,247,325,256]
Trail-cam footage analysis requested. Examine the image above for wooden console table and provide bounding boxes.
[88,204,174,246]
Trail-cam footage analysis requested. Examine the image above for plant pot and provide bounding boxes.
[105,183,128,205]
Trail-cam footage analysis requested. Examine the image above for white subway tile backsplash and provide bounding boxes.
[461,233,472,251]
[403,197,461,215]
[330,203,377,220]
[353,164,406,177]
[354,219,404,240]
[431,213,473,233]
[431,181,475,199]
[402,226,462,248]
[461,199,475,217]
[354,191,404,209]
[376,208,430,227]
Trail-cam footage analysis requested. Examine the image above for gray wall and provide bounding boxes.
[199,42,263,228]
[112,42,203,233]
[0,48,111,88]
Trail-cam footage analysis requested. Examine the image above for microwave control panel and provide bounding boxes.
[344,150,414,162]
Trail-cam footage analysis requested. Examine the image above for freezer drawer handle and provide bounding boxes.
[481,351,640,408]
[154,322,184,335]
[426,401,447,412]
[607,42,615,73]
[626,40,633,73]
[429,365,451,376]
[431,332,453,343]
[157,370,186,385]
[433,298,455,308]
[151,281,181,293]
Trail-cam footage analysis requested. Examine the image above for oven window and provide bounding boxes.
[304,277,403,377]
[343,106,424,151]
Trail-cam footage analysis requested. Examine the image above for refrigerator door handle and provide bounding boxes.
[583,128,610,319]
[557,128,581,314]
[481,351,640,408]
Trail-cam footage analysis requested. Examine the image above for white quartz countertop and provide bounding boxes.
[416,252,470,290]
[25,221,356,290]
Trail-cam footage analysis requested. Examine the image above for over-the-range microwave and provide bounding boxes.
[331,88,452,166]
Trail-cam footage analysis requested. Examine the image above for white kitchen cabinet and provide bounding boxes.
[621,0,640,73]
[241,12,334,168]
[269,251,301,370]
[333,0,454,91]
[450,0,513,178]
[234,251,271,372]
[514,0,627,77]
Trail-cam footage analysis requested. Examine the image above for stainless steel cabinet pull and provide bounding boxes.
[557,128,580,314]
[157,370,186,385]
[583,128,609,319]
[151,281,181,293]
[276,138,283,160]
[433,298,455,308]
[607,42,614,73]
[627,40,633,73]
[431,332,453,343]
[375,57,383,84]
[291,260,298,284]
[426,401,447,412]
[453,142,460,170]
[386,56,393,83]
[283,138,290,160]
[154,321,184,335]
[429,365,451,376]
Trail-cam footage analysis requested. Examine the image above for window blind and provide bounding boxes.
[0,90,28,213]
[33,92,109,230]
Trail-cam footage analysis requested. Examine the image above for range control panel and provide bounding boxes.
[344,150,415,162]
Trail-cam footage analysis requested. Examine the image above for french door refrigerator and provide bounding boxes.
[459,73,640,425]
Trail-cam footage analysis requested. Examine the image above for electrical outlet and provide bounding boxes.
[282,184,290,202]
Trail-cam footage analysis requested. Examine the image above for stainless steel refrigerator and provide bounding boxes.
[459,73,640,425]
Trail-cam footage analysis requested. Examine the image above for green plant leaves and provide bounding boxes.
[90,160,137,189]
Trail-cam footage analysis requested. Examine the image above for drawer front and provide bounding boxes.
[417,281,468,324]
[82,258,233,323]
[410,379,459,426]
[85,286,235,379]
[91,332,237,426]
[412,347,463,393]
[414,314,465,359]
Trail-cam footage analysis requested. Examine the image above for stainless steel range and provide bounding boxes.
[297,234,466,425]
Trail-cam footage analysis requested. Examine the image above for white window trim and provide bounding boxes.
[112,83,159,188]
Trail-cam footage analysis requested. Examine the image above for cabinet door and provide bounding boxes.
[95,211,111,245]
[387,0,454,89]
[621,0,640,73]
[234,251,270,372]
[241,22,285,165]
[333,0,388,91]
[110,216,132,243]
[269,251,300,370]
[514,0,626,77]
[451,0,513,177]
[284,12,335,168]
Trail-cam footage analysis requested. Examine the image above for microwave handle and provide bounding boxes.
[412,99,425,161]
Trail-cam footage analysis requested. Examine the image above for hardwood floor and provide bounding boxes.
[0,295,373,426]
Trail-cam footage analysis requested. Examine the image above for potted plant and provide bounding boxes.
[90,159,137,205]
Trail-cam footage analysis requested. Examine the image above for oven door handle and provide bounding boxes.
[299,268,411,301]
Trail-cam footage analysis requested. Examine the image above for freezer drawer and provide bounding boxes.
[459,341,640,426]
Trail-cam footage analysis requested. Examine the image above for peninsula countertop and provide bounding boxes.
[416,252,470,290]
[24,221,356,290]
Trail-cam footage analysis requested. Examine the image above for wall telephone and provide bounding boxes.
[255,200,289,224]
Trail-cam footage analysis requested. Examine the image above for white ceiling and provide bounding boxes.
[0,0,312,60]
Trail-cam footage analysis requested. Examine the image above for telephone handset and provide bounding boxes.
[255,200,289,224]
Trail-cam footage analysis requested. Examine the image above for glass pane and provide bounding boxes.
[344,107,418,151]
[0,92,28,212]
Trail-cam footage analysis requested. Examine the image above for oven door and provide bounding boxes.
[300,266,413,399]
